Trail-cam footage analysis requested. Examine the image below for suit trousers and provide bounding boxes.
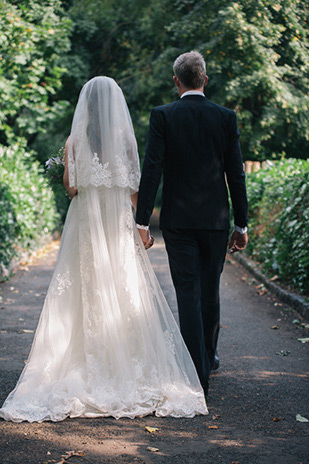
[162,228,229,394]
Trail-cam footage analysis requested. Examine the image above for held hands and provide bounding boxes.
[228,231,248,254]
[138,228,155,250]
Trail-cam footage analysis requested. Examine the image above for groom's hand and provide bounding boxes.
[138,228,155,250]
[228,231,248,254]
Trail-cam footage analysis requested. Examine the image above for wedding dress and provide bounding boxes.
[0,77,207,422]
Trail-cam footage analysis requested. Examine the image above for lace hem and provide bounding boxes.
[0,389,207,422]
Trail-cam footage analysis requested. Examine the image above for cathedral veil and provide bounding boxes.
[67,76,140,191]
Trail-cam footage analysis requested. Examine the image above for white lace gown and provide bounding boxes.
[0,186,208,422]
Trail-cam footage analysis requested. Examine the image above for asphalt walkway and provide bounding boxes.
[0,231,308,464]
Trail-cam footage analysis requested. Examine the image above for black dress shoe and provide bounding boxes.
[211,355,219,371]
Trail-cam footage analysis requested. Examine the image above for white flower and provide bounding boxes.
[45,159,53,170]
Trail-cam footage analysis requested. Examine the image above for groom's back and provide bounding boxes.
[154,95,234,230]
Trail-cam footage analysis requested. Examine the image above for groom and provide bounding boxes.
[136,51,248,397]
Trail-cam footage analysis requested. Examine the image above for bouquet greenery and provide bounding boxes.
[45,147,65,186]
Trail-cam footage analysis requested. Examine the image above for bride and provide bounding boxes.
[0,77,207,422]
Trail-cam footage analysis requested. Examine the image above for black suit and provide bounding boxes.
[136,94,248,394]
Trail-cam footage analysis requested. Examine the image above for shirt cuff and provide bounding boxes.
[234,225,248,234]
[136,224,149,231]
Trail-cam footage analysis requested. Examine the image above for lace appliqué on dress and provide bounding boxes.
[76,153,140,192]
[68,140,77,188]
[90,153,112,188]
[164,330,176,355]
[112,155,140,190]
[56,271,73,296]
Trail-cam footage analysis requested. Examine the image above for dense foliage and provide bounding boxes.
[0,183,16,272]
[0,0,70,268]
[245,159,309,295]
[0,142,59,277]
[0,0,71,145]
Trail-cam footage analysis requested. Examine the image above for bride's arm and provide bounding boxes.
[63,137,78,199]
[131,192,138,211]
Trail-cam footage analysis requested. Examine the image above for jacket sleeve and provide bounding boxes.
[136,108,165,225]
[224,111,248,228]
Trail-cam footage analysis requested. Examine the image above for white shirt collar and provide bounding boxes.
[181,90,205,98]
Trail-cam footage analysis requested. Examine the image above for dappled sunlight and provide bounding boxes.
[252,370,308,379]
[207,436,293,450]
[1,415,299,462]
[1,421,143,457]
[208,437,261,448]
[221,369,308,380]
[0,417,207,461]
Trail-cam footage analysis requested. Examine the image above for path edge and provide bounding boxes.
[231,252,309,320]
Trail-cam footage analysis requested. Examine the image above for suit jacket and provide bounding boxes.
[136,95,248,230]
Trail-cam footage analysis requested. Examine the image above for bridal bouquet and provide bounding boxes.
[45,147,65,186]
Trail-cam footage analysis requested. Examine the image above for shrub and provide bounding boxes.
[0,141,59,277]
[0,184,17,270]
[245,158,309,295]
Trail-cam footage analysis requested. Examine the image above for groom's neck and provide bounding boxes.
[173,75,208,97]
[178,86,204,97]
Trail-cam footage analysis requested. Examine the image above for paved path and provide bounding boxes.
[0,232,308,464]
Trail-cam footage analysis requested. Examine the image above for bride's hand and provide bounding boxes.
[67,187,78,200]
[145,235,155,250]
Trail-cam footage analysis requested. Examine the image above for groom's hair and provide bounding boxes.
[173,51,206,89]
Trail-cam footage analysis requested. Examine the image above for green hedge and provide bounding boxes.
[0,142,59,276]
[245,158,309,296]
